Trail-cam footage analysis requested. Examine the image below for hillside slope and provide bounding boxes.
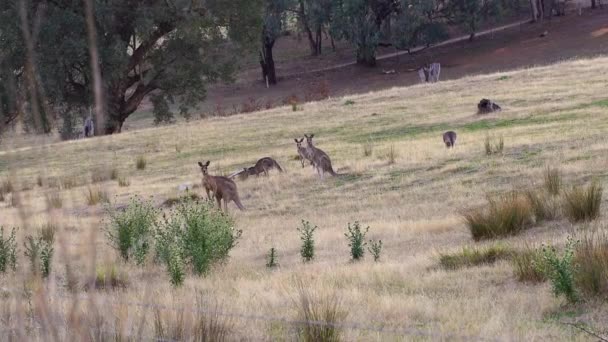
[2,56,608,340]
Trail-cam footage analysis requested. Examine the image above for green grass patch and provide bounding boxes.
[439,244,513,270]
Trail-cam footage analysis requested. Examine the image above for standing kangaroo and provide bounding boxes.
[304,134,337,179]
[198,161,245,212]
[241,157,284,179]
[294,138,314,168]
[443,131,457,148]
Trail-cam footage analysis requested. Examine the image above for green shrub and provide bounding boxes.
[155,200,241,281]
[24,226,55,278]
[85,186,110,206]
[106,197,157,265]
[563,182,602,223]
[463,193,534,240]
[0,227,17,273]
[525,189,558,223]
[368,239,382,262]
[266,247,278,268]
[511,246,547,283]
[542,237,578,304]
[574,233,608,297]
[297,220,317,263]
[136,155,147,170]
[343,100,355,106]
[294,281,346,342]
[440,244,512,270]
[345,222,368,261]
[544,167,562,196]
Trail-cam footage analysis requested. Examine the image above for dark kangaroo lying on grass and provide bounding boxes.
[239,157,283,179]
[294,138,314,168]
[198,161,245,212]
[443,131,457,148]
[304,134,338,179]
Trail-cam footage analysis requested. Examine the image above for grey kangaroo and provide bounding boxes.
[443,131,457,148]
[304,134,337,178]
[240,157,284,179]
[294,138,314,168]
[198,161,245,212]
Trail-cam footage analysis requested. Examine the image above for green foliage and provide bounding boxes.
[511,246,548,283]
[93,264,128,290]
[266,247,279,268]
[345,222,368,261]
[24,226,55,278]
[1,0,263,133]
[443,0,502,40]
[463,193,534,240]
[440,244,512,270]
[344,100,355,106]
[297,220,317,262]
[106,197,157,265]
[542,238,579,304]
[155,200,241,282]
[367,239,383,262]
[563,182,602,223]
[0,227,17,273]
[544,167,562,196]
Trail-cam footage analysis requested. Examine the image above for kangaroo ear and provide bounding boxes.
[310,133,314,138]
[198,162,203,167]
[303,134,309,139]
[294,138,298,143]
[205,161,210,167]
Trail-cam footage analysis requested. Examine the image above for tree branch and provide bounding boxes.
[127,22,175,75]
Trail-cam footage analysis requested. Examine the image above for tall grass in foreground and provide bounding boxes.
[574,233,608,297]
[294,281,346,342]
[463,193,534,240]
[563,182,602,223]
[154,299,233,341]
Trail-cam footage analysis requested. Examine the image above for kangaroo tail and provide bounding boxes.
[234,197,245,211]
[274,161,284,172]
[327,166,338,176]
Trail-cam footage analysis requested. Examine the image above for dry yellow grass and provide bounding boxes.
[2,56,608,340]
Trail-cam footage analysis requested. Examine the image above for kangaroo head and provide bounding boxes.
[304,134,315,147]
[294,138,305,148]
[198,161,211,175]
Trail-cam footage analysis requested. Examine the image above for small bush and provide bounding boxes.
[136,155,147,170]
[0,227,18,273]
[85,186,110,206]
[106,197,157,265]
[512,246,547,283]
[368,239,382,262]
[266,247,278,268]
[387,145,397,165]
[118,177,130,187]
[155,200,241,281]
[46,192,63,209]
[297,220,317,263]
[345,222,368,261]
[525,189,558,223]
[344,100,355,106]
[439,244,512,270]
[463,193,534,240]
[574,233,608,297]
[544,167,562,196]
[362,141,373,157]
[542,237,578,303]
[92,263,128,290]
[294,281,346,342]
[563,182,602,223]
[24,226,55,278]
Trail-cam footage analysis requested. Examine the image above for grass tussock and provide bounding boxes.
[91,167,118,183]
[563,182,602,223]
[525,189,558,223]
[85,187,110,206]
[362,141,373,157]
[118,177,130,187]
[45,192,63,209]
[463,193,534,240]
[294,280,346,342]
[154,300,232,341]
[91,263,128,290]
[387,145,397,165]
[511,245,547,283]
[136,155,147,170]
[0,178,14,194]
[439,244,513,270]
[484,135,504,155]
[544,167,562,196]
[574,233,608,297]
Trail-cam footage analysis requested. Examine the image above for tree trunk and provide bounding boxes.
[591,0,596,9]
[530,0,539,21]
[260,40,277,85]
[298,0,319,56]
[315,27,322,55]
[356,44,376,67]
[104,116,124,134]
[469,32,476,42]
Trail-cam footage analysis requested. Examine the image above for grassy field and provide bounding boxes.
[1,56,608,341]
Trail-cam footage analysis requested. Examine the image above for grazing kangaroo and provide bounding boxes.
[198,161,245,212]
[443,131,457,148]
[477,99,501,114]
[304,134,337,179]
[240,157,284,179]
[294,138,314,168]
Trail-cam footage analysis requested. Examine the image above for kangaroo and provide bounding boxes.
[443,131,457,148]
[477,99,502,114]
[198,161,245,212]
[294,138,314,168]
[304,134,337,179]
[239,157,284,179]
